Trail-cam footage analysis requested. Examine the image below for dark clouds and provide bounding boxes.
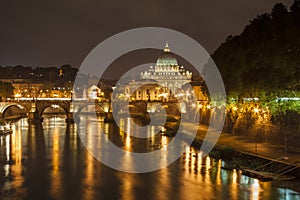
[0,0,294,67]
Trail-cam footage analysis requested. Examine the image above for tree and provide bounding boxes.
[272,109,300,156]
[291,0,300,18]
[271,3,288,19]
[210,1,300,101]
[205,1,300,146]
[0,82,14,101]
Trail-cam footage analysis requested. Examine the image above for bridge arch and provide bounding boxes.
[0,102,28,118]
[76,102,107,115]
[146,102,183,121]
[38,104,69,117]
[164,103,182,117]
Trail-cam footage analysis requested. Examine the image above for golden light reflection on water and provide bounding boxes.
[197,151,203,172]
[84,138,95,199]
[161,135,167,147]
[156,163,170,200]
[118,118,134,200]
[12,124,22,166]
[50,125,62,198]
[184,146,190,178]
[2,134,11,190]
[150,126,155,148]
[120,172,134,200]
[84,117,105,199]
[204,155,212,191]
[216,159,222,185]
[231,169,238,200]
[0,116,299,200]
[10,124,23,190]
[251,179,260,200]
[125,118,131,151]
[122,118,133,170]
[1,121,24,196]
[155,134,170,200]
[104,122,109,135]
[205,156,211,171]
[5,135,10,162]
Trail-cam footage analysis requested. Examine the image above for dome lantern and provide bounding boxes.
[156,43,178,66]
[164,42,170,52]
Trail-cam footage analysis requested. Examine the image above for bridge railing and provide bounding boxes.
[8,97,91,102]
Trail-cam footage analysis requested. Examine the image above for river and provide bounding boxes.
[0,115,299,200]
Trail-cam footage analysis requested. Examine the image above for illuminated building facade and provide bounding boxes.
[126,43,192,101]
[141,43,192,93]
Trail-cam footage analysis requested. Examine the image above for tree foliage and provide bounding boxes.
[206,1,300,100]
[0,81,14,99]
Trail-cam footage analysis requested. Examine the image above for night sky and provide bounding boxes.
[0,0,294,70]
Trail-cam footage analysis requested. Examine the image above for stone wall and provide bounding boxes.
[198,106,300,148]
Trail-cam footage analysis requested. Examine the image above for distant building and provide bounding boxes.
[87,85,104,100]
[12,83,44,98]
[140,43,192,93]
[116,43,194,102]
[124,80,161,101]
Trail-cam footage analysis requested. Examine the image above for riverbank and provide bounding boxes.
[182,122,300,192]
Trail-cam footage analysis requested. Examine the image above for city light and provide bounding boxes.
[14,93,22,98]
[5,123,10,130]
[158,93,168,98]
[51,104,60,109]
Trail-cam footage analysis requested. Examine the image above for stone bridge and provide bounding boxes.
[0,100,112,124]
[0,99,193,124]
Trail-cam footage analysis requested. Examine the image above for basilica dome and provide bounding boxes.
[156,43,178,66]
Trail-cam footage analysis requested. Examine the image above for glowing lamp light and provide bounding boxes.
[253,108,259,113]
[51,104,60,109]
[158,93,168,98]
[5,123,10,130]
[253,179,259,188]
[15,93,22,98]
[17,105,24,109]
[232,106,237,111]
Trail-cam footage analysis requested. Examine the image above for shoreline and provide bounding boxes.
[181,124,300,193]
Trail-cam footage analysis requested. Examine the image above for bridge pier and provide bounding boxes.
[28,111,43,124]
[27,102,43,124]
[66,112,75,124]
[104,112,114,123]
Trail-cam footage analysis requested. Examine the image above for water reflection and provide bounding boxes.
[0,116,299,199]
[231,169,238,200]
